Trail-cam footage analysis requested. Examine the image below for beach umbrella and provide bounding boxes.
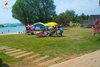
[26,25,33,28]
[45,22,58,26]
[33,22,45,27]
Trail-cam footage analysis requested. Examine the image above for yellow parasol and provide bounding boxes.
[45,22,58,26]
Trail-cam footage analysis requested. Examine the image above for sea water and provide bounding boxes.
[0,26,26,34]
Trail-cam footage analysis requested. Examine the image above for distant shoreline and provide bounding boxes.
[0,32,18,35]
[0,32,25,35]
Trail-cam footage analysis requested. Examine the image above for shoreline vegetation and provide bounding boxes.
[0,24,4,27]
[0,23,24,28]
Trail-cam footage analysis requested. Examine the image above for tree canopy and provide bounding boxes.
[53,10,89,26]
[12,0,56,25]
[53,10,76,26]
[0,24,4,28]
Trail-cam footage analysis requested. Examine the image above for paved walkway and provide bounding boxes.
[49,50,100,67]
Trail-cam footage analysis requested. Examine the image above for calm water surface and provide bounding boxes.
[0,26,26,34]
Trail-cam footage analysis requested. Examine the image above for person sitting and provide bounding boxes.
[50,26,57,36]
[36,31,48,37]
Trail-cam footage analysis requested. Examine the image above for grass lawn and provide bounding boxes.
[0,27,100,64]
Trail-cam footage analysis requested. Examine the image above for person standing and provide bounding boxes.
[8,30,10,32]
[59,25,63,36]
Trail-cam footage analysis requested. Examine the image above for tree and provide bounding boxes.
[53,10,76,26]
[0,24,4,28]
[12,0,56,25]
[80,13,88,20]
[64,10,75,23]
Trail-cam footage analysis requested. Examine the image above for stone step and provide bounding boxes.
[3,46,11,49]
[32,56,49,63]
[5,49,22,54]
[0,46,9,48]
[0,47,6,51]
[15,52,34,58]
[38,57,61,67]
[0,46,11,51]
[4,48,16,52]
[25,54,40,60]
[9,51,27,56]
[0,46,5,49]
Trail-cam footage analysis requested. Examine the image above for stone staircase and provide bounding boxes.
[0,46,62,67]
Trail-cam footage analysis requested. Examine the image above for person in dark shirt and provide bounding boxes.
[0,59,9,67]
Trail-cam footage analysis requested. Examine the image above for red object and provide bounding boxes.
[93,19,100,36]
[26,25,33,28]
[36,31,48,37]
[4,2,8,7]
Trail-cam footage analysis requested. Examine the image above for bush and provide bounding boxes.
[0,24,4,28]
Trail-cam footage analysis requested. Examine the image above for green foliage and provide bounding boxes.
[12,0,56,25]
[73,14,89,23]
[0,24,4,28]
[79,13,89,21]
[0,52,20,63]
[53,10,89,26]
[53,10,76,26]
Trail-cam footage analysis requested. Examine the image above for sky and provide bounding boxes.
[0,0,100,24]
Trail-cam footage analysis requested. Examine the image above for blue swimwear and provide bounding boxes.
[59,28,63,36]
